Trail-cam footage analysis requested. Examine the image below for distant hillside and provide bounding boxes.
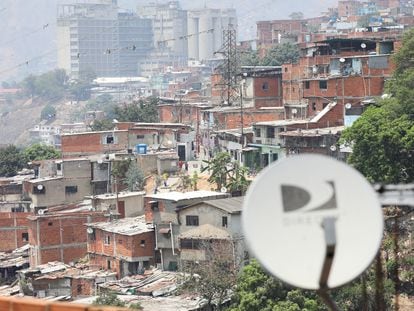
[0,95,85,146]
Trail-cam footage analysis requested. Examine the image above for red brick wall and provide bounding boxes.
[28,213,107,266]
[71,278,95,297]
[0,212,31,251]
[215,109,284,130]
[61,131,128,157]
[158,105,201,126]
[89,254,121,277]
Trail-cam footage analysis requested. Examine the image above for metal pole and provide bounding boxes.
[240,83,244,146]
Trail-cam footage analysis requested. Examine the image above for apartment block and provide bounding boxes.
[57,1,152,78]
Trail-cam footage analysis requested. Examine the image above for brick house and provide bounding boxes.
[27,210,107,267]
[0,212,31,252]
[23,159,93,210]
[177,197,245,263]
[61,130,129,158]
[144,191,228,271]
[282,37,397,120]
[87,216,154,278]
[246,101,344,168]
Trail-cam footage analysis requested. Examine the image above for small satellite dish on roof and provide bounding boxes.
[38,209,45,215]
[87,228,94,234]
[361,43,367,49]
[37,184,44,191]
[339,58,346,63]
[345,103,352,110]
[242,154,383,290]
[292,108,298,114]
[330,145,337,152]
[221,187,227,193]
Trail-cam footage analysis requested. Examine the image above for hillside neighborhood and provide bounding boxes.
[0,0,413,310]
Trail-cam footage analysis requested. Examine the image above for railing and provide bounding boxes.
[0,296,128,311]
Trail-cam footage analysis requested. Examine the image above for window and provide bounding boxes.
[150,201,159,210]
[254,127,261,138]
[107,260,111,269]
[266,127,275,138]
[48,222,53,226]
[22,232,29,242]
[323,102,329,109]
[312,102,317,111]
[305,81,310,89]
[105,135,114,144]
[272,153,279,162]
[319,80,327,89]
[104,235,111,245]
[181,238,201,249]
[65,186,78,194]
[140,239,146,247]
[136,135,144,139]
[262,82,269,91]
[186,215,199,226]
[77,284,82,294]
[56,163,62,171]
[222,216,228,228]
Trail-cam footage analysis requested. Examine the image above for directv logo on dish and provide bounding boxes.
[281,181,339,226]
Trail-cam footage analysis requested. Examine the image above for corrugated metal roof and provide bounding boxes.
[87,215,153,236]
[145,191,228,202]
[181,196,244,214]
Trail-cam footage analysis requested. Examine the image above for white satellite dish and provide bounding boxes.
[37,184,44,190]
[339,58,346,63]
[38,209,45,215]
[330,145,337,152]
[361,43,367,49]
[345,103,352,110]
[221,187,227,193]
[242,154,383,290]
[292,108,298,114]
[87,228,94,234]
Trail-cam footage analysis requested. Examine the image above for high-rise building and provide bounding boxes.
[137,1,188,60]
[187,8,237,61]
[57,0,153,78]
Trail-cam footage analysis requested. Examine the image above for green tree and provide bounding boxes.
[201,152,250,194]
[23,144,61,162]
[289,12,304,20]
[240,50,261,66]
[40,104,57,120]
[202,152,232,190]
[93,292,125,307]
[90,119,114,131]
[261,43,300,66]
[228,260,323,311]
[180,240,239,310]
[0,145,26,177]
[125,163,145,191]
[341,109,414,183]
[114,97,159,122]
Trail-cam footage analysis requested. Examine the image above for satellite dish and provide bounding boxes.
[345,103,352,110]
[87,228,94,234]
[330,145,337,152]
[242,154,383,290]
[292,108,298,114]
[339,58,346,63]
[361,43,367,49]
[37,184,44,191]
[221,187,227,193]
[38,209,45,215]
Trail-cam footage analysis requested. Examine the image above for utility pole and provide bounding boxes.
[215,24,240,106]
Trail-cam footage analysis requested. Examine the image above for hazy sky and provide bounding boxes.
[0,0,337,81]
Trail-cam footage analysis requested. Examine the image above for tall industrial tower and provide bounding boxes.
[216,24,240,106]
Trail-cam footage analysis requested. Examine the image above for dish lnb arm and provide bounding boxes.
[317,217,339,311]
